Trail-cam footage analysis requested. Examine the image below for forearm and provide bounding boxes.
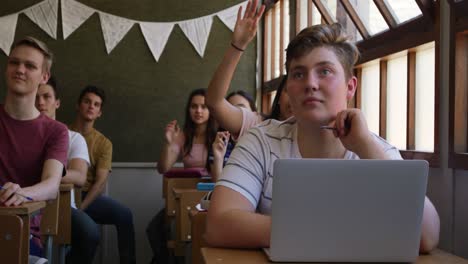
[206,47,243,109]
[206,209,271,248]
[354,138,391,160]
[61,169,86,186]
[420,197,440,253]
[210,157,224,182]
[22,176,60,201]
[157,143,180,174]
[81,180,106,209]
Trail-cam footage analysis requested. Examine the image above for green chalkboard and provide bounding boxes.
[0,0,257,162]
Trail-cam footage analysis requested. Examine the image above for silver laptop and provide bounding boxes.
[265,159,428,262]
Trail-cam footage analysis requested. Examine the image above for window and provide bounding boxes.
[360,60,380,135]
[384,0,423,24]
[415,45,435,152]
[357,43,436,154]
[349,0,389,35]
[296,0,322,33]
[264,0,290,82]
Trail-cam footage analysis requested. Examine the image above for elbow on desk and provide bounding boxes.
[156,163,169,175]
[204,222,225,247]
[420,233,439,254]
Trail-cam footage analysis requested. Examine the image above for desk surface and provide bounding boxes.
[201,248,468,264]
[60,183,73,191]
[0,201,46,215]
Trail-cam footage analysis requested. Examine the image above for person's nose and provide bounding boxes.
[305,72,319,92]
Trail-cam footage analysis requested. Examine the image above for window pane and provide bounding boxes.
[386,55,407,150]
[415,46,435,152]
[321,0,362,42]
[360,61,380,135]
[311,2,322,26]
[283,0,290,75]
[274,3,281,78]
[350,0,389,35]
[265,12,272,81]
[297,0,308,32]
[269,90,277,110]
[385,0,422,24]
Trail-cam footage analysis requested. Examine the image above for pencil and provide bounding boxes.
[320,126,337,131]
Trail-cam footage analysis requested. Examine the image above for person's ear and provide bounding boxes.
[346,76,357,101]
[55,99,61,109]
[41,71,50,85]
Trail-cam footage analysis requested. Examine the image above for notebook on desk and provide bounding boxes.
[264,159,429,262]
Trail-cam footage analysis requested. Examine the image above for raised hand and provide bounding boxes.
[164,120,181,144]
[212,131,231,160]
[232,0,266,50]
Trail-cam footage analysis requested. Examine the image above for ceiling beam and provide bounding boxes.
[311,0,335,25]
[339,0,370,39]
[373,0,398,29]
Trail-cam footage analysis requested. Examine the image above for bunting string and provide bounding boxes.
[0,0,248,61]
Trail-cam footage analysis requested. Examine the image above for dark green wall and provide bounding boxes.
[0,0,257,162]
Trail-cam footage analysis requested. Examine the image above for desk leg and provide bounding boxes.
[20,215,30,264]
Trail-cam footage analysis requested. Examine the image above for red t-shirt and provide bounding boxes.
[0,104,68,248]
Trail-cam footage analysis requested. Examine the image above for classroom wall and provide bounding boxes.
[0,0,257,162]
[101,164,163,264]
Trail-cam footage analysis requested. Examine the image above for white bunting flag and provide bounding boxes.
[179,16,213,58]
[140,22,174,62]
[217,1,248,31]
[61,0,95,39]
[99,12,135,54]
[0,14,19,55]
[24,0,58,39]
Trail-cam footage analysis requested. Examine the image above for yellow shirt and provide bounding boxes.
[69,125,112,191]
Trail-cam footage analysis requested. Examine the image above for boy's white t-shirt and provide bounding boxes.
[217,117,402,214]
[67,130,90,209]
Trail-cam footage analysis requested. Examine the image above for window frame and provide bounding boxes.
[448,0,468,169]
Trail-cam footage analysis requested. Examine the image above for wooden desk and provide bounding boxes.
[0,201,46,264]
[190,210,208,264]
[201,248,468,264]
[56,184,73,245]
[164,177,203,216]
[173,188,208,242]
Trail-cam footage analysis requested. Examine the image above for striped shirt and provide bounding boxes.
[217,117,402,215]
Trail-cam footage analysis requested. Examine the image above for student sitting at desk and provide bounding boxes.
[36,77,100,264]
[70,86,136,264]
[0,37,69,262]
[150,88,217,264]
[157,88,217,174]
[206,0,440,253]
[208,90,256,181]
[206,16,293,139]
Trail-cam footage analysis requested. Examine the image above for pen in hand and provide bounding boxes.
[320,126,337,131]
[0,184,34,201]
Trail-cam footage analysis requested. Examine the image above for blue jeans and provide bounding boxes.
[82,192,136,264]
[66,208,100,264]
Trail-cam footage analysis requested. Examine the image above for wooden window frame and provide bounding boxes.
[448,0,468,169]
